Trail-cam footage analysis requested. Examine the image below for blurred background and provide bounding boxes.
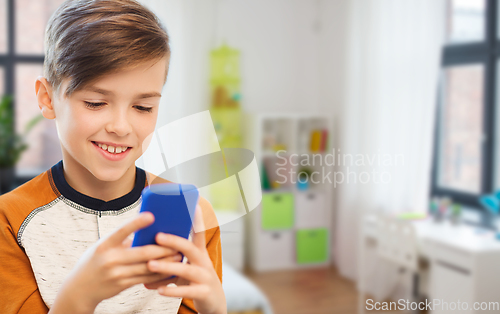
[3,0,500,313]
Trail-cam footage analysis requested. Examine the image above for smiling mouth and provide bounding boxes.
[92,141,130,154]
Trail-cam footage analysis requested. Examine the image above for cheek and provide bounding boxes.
[58,106,100,145]
[137,111,158,132]
[135,114,158,148]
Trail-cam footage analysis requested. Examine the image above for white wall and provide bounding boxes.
[215,0,322,114]
[316,0,351,269]
[141,0,348,122]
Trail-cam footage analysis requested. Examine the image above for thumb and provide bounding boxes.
[121,237,133,248]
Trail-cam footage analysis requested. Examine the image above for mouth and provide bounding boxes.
[91,141,131,154]
[91,141,132,162]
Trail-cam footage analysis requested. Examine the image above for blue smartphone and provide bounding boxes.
[132,183,199,249]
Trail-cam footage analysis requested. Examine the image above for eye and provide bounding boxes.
[84,101,106,109]
[135,105,153,113]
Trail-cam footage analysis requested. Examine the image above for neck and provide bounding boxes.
[61,153,136,202]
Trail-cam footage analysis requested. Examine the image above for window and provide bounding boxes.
[0,0,65,182]
[432,0,496,208]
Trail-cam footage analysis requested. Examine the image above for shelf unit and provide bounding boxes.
[216,211,245,271]
[244,113,334,272]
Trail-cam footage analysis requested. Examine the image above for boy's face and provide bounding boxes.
[47,57,168,182]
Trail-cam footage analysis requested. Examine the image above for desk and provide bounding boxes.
[359,215,500,314]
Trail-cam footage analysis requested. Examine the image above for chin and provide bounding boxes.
[91,166,130,182]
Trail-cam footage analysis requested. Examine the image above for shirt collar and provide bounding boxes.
[49,160,147,211]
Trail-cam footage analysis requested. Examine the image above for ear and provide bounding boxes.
[35,76,56,119]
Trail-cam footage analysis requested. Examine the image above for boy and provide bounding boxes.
[0,0,226,313]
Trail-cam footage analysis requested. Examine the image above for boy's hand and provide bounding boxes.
[145,206,227,314]
[50,212,180,314]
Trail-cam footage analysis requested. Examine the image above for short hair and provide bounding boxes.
[44,0,170,98]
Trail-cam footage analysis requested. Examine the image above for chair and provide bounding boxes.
[377,215,418,272]
[376,214,427,313]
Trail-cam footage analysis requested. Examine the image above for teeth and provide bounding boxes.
[94,142,128,154]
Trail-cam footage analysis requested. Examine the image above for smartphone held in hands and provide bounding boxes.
[132,183,199,248]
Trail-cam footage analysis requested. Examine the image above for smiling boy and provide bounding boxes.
[0,0,225,313]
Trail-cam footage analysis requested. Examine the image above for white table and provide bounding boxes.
[359,215,500,314]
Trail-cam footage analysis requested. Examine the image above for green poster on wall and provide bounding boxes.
[208,43,244,212]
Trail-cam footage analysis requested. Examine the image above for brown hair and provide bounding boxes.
[44,0,170,98]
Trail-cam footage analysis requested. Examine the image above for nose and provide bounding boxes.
[105,107,132,136]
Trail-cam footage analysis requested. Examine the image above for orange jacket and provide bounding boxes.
[0,160,222,313]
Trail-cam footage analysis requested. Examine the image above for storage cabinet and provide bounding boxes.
[296,228,329,264]
[245,113,334,272]
[219,214,245,271]
[426,237,500,314]
[430,262,473,314]
[261,192,294,230]
[256,231,295,270]
[295,191,327,229]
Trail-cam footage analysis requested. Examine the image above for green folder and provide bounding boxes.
[296,228,328,264]
[261,193,294,229]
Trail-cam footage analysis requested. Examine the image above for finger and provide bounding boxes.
[158,285,209,300]
[121,237,133,248]
[155,253,183,264]
[192,205,207,251]
[144,276,179,290]
[113,263,156,278]
[103,212,154,248]
[120,245,178,264]
[148,260,210,284]
[155,233,208,266]
[175,276,190,287]
[139,253,183,270]
[120,272,172,288]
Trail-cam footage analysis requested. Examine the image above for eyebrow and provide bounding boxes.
[83,86,162,99]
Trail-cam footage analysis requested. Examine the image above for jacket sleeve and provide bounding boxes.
[0,210,49,313]
[177,197,223,314]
